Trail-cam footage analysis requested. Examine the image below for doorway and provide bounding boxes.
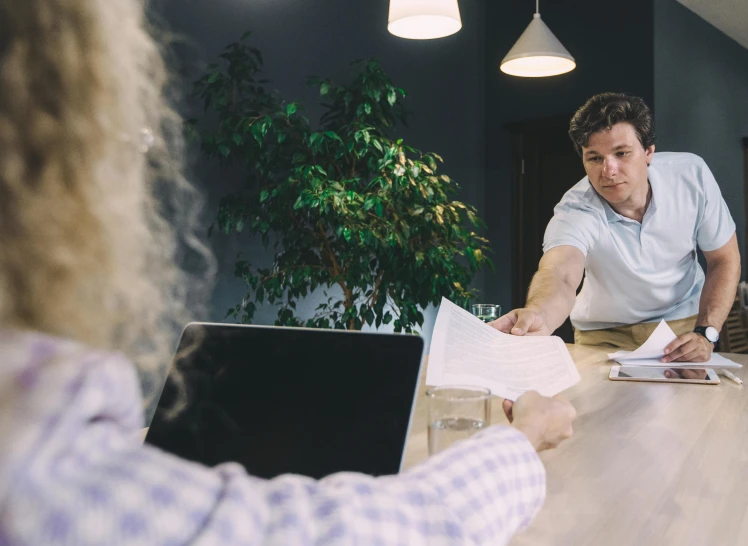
[506,114,586,343]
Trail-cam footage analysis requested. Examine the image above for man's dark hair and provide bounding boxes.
[568,93,655,157]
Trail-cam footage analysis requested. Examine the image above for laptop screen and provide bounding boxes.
[145,323,424,479]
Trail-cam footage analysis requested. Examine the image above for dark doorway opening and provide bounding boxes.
[507,114,586,343]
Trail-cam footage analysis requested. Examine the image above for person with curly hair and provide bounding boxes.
[0,1,576,544]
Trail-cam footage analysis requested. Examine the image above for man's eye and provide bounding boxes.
[587,157,601,162]
[617,151,630,157]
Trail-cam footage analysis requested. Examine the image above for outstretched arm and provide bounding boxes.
[493,246,585,336]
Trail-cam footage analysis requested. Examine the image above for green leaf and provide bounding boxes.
[286,103,298,116]
[364,103,372,115]
[387,89,397,106]
[364,309,374,326]
[251,123,264,145]
[320,82,330,95]
[218,143,230,157]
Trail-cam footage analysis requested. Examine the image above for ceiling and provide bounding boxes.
[677,0,748,50]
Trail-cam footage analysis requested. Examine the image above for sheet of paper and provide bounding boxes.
[609,351,742,369]
[607,320,742,369]
[426,298,581,400]
[608,320,677,361]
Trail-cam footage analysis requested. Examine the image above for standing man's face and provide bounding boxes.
[581,122,655,208]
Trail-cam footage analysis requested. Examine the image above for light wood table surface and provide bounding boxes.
[402,345,748,545]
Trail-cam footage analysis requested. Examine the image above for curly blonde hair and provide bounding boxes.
[0,0,213,403]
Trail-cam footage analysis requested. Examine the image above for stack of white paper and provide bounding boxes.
[607,319,742,369]
[426,298,580,400]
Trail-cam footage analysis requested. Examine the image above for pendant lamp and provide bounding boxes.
[388,0,462,40]
[500,0,575,77]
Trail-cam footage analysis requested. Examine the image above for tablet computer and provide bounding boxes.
[609,365,720,384]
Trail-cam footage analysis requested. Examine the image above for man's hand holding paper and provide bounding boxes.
[492,307,551,337]
[661,331,713,363]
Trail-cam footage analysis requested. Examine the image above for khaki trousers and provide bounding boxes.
[574,315,698,351]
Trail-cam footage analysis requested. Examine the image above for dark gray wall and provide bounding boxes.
[482,0,655,308]
[654,0,748,270]
[161,0,487,340]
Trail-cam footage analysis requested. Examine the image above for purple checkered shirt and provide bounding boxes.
[0,330,546,545]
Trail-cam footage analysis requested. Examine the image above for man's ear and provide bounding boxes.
[645,144,655,165]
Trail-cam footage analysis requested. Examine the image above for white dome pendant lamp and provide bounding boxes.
[388,0,462,40]
[500,0,575,77]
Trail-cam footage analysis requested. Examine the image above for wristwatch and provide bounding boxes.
[693,325,720,345]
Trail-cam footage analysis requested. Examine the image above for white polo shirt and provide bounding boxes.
[543,152,735,331]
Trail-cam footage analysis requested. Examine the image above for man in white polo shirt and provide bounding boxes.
[493,92,741,364]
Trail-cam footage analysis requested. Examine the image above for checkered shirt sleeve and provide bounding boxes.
[0,333,546,545]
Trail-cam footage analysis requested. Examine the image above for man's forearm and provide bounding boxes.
[525,269,576,333]
[697,259,741,331]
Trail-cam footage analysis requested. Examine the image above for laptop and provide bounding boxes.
[145,322,425,479]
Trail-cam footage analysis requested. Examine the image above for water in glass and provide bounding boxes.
[428,416,488,454]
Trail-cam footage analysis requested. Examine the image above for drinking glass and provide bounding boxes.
[471,303,501,323]
[426,386,491,455]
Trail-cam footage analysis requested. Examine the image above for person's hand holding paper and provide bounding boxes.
[492,307,551,336]
[661,330,713,363]
[502,391,577,452]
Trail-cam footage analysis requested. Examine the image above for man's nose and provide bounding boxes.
[602,157,619,178]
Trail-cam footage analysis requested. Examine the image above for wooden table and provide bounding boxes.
[402,345,748,545]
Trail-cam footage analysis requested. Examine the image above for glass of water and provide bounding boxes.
[426,386,491,456]
[471,303,501,323]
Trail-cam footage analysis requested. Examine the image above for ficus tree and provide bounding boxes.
[189,34,493,332]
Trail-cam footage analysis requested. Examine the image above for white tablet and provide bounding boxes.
[609,365,720,384]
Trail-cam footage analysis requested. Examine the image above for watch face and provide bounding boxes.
[705,326,719,343]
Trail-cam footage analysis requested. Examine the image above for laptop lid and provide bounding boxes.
[145,323,425,479]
